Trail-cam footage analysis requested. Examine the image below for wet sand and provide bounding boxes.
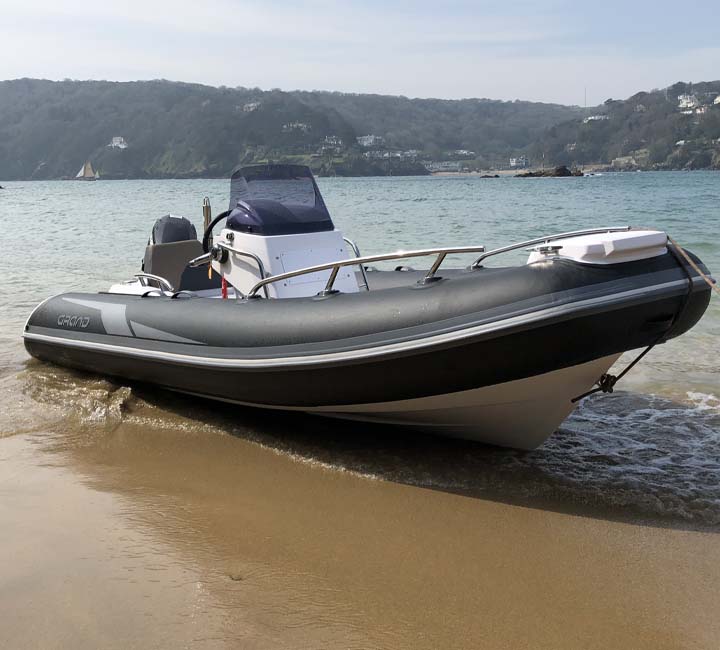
[1,367,719,649]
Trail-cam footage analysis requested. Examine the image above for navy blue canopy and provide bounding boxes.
[227,164,334,236]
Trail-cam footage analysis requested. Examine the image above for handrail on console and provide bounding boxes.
[246,245,487,298]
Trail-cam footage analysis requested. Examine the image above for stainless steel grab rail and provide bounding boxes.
[247,245,486,298]
[188,245,271,299]
[470,226,632,268]
[134,273,174,292]
[343,237,370,291]
[216,243,270,299]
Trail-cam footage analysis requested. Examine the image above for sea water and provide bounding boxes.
[0,172,718,524]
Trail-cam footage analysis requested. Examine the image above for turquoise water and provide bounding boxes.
[1,172,718,523]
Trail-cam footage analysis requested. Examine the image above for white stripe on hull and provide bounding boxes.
[173,354,620,450]
[305,354,621,449]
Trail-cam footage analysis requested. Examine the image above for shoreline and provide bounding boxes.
[4,166,720,183]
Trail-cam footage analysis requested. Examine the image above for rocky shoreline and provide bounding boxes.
[515,165,584,178]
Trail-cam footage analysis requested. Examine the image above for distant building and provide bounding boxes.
[282,121,310,133]
[319,145,342,154]
[715,96,720,105]
[509,155,529,168]
[364,150,404,160]
[583,115,609,124]
[424,161,462,172]
[363,149,420,160]
[612,156,637,170]
[453,149,475,157]
[243,101,261,112]
[634,104,647,113]
[696,106,708,115]
[356,134,385,147]
[324,135,343,146]
[675,140,687,146]
[107,136,128,149]
[677,94,699,109]
[565,142,577,152]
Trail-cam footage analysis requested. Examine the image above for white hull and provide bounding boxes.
[305,354,621,449]
[177,353,621,450]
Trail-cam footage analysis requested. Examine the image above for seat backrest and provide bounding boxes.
[142,240,204,290]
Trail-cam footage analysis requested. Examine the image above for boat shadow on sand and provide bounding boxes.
[19,360,720,532]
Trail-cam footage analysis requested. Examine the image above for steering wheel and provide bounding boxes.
[202,209,231,253]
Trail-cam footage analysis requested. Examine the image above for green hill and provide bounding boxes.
[1,78,719,179]
[0,78,583,179]
[528,81,720,170]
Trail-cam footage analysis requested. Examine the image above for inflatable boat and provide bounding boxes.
[24,165,713,449]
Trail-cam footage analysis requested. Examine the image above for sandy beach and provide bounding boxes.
[1,366,719,650]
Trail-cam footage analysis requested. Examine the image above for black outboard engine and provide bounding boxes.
[148,214,197,244]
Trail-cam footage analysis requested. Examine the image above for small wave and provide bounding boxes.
[544,391,720,525]
[14,361,720,527]
[21,365,139,427]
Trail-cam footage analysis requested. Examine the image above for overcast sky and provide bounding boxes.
[1,0,718,105]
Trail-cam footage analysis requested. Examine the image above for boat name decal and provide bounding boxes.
[57,314,90,328]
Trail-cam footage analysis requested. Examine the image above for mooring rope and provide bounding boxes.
[668,235,720,296]
[572,234,716,402]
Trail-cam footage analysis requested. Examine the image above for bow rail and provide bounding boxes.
[470,226,631,268]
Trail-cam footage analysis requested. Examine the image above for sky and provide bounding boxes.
[0,0,718,105]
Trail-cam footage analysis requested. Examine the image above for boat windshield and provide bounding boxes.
[227,163,334,236]
[230,164,319,210]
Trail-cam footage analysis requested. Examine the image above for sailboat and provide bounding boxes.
[74,161,98,181]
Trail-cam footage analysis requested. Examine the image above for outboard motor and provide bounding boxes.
[212,165,358,298]
[148,214,197,244]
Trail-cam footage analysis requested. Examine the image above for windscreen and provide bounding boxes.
[229,165,321,211]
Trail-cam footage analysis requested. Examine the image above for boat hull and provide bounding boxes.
[23,252,712,449]
[176,354,620,449]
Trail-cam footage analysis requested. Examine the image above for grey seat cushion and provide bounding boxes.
[142,240,205,290]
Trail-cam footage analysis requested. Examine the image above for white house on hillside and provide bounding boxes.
[678,94,699,109]
[356,135,385,147]
[583,115,609,124]
[108,136,128,149]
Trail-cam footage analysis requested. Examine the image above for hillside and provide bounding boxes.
[1,78,719,180]
[0,79,583,179]
[528,81,720,170]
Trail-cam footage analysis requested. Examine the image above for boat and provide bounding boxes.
[74,161,98,181]
[23,164,713,449]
